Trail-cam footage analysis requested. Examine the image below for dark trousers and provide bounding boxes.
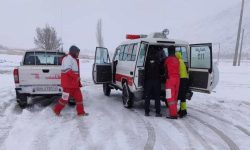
[144,79,161,114]
[178,78,189,103]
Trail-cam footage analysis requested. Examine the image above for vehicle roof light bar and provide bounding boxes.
[126,34,148,39]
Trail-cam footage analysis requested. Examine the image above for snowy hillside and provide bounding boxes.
[0,54,250,149]
[182,1,250,59]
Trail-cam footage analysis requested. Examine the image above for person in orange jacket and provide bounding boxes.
[53,45,88,116]
[164,46,180,119]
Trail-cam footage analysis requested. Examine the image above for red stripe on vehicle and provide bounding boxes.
[115,74,133,86]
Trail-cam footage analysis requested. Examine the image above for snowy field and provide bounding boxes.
[0,54,250,150]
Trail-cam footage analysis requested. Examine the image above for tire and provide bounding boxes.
[122,82,133,108]
[45,95,53,99]
[103,83,111,96]
[17,94,28,109]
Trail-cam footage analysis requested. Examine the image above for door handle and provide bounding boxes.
[42,69,50,73]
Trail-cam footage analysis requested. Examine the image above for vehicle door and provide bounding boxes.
[92,47,112,84]
[189,43,213,93]
[134,42,149,89]
[112,47,121,83]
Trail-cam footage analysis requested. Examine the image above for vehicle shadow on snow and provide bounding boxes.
[14,96,60,113]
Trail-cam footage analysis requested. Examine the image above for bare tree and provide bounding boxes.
[96,19,104,47]
[34,24,62,51]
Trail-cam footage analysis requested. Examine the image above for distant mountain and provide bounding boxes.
[0,45,26,55]
[182,1,250,59]
[0,44,9,50]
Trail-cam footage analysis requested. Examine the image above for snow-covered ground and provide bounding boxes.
[0,54,250,150]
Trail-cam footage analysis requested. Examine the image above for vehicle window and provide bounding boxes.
[23,52,65,65]
[162,46,188,63]
[136,43,148,67]
[95,47,110,64]
[131,43,138,61]
[163,48,169,56]
[122,45,130,61]
[126,44,134,61]
[119,45,125,61]
[113,48,120,61]
[176,47,188,63]
[191,46,211,69]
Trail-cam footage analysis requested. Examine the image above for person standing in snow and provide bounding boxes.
[175,52,189,118]
[144,46,163,117]
[164,46,180,119]
[53,45,88,116]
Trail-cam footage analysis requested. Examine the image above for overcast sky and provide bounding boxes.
[0,0,239,52]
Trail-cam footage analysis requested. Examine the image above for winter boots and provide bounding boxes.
[178,102,187,118]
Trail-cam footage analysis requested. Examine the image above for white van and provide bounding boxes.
[92,32,218,108]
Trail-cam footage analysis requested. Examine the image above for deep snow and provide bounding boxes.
[0,54,250,150]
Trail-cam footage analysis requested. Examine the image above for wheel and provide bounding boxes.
[45,95,53,99]
[103,83,111,96]
[122,82,133,108]
[17,94,28,109]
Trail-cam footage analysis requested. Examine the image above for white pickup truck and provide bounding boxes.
[13,50,66,108]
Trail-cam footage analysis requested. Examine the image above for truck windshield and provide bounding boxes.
[23,52,65,65]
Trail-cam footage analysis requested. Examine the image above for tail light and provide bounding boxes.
[13,68,19,83]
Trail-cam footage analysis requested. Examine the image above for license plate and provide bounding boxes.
[35,86,59,92]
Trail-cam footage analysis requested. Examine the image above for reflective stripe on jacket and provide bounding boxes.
[61,54,80,88]
[175,52,188,79]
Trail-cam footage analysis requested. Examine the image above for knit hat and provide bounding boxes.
[69,45,80,58]
[168,46,176,56]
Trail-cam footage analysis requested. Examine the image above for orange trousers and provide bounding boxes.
[165,77,180,117]
[54,88,85,115]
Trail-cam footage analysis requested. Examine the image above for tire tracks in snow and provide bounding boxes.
[189,115,240,150]
[0,97,17,147]
[160,114,213,150]
[76,117,91,146]
[189,106,250,136]
[0,88,15,115]
[170,120,214,150]
[0,98,16,115]
[0,126,12,147]
[161,108,239,150]
[132,109,156,150]
[85,86,152,149]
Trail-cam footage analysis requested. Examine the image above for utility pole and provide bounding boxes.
[233,0,245,66]
[238,29,245,66]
